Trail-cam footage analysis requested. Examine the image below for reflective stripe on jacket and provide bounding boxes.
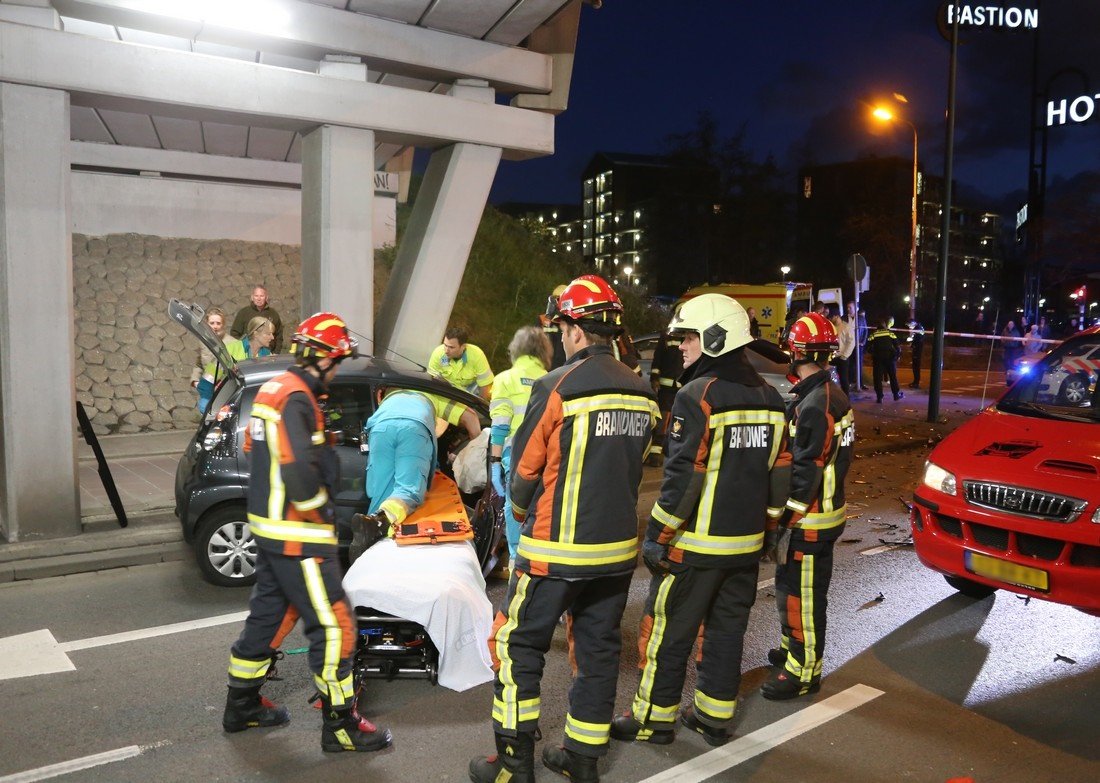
[648,352,792,568]
[244,367,335,556]
[511,345,659,578]
[784,369,855,543]
[489,354,547,448]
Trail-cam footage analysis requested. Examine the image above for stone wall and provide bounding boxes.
[73,233,301,435]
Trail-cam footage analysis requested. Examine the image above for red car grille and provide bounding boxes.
[962,481,1086,522]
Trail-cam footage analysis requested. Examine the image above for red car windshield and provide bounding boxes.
[998,336,1100,422]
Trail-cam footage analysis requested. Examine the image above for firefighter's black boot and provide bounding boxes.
[766,647,787,667]
[469,732,536,783]
[761,668,821,701]
[320,701,392,753]
[222,686,290,733]
[610,712,674,744]
[680,706,731,747]
[541,744,599,783]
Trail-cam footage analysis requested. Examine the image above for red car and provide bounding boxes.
[912,327,1100,615]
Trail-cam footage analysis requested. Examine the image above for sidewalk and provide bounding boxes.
[1,391,980,584]
[1,430,193,583]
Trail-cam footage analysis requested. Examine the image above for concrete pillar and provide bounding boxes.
[0,83,79,541]
[374,141,502,365]
[300,124,375,341]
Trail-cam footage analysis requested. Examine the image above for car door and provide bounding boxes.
[323,380,374,526]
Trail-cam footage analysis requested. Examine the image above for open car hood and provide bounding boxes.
[168,298,239,383]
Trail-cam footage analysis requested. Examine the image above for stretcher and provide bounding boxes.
[343,537,494,692]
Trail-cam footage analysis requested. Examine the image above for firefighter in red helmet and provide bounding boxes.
[761,312,855,700]
[223,313,392,753]
[470,274,659,783]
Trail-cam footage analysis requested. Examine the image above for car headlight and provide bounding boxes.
[922,461,957,496]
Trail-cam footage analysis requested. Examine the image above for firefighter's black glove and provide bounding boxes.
[349,511,391,563]
[762,528,779,563]
[641,539,669,576]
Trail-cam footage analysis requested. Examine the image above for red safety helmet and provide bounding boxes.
[548,274,624,334]
[291,312,359,362]
[786,312,838,362]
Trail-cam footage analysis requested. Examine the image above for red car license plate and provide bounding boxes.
[965,550,1049,592]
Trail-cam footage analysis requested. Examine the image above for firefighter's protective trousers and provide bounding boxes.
[228,551,357,707]
[633,562,758,729]
[773,538,834,685]
[490,571,631,758]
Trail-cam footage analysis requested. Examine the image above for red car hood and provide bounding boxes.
[929,407,1100,492]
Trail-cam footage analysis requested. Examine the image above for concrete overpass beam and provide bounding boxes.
[301,125,376,341]
[374,140,501,366]
[0,83,80,542]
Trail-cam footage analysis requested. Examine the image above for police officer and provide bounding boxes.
[611,295,791,747]
[469,275,658,783]
[906,319,925,389]
[222,313,392,753]
[868,316,902,403]
[762,313,855,700]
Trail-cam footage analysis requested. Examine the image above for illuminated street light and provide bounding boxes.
[780,265,791,281]
[871,99,918,321]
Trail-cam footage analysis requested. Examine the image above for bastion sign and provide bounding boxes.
[945,4,1038,28]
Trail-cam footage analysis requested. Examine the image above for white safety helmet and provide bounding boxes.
[667,294,752,357]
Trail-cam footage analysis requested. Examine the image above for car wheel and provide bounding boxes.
[943,574,996,599]
[1057,373,1090,405]
[195,505,257,587]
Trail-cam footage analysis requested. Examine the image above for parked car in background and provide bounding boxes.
[1006,348,1050,386]
[912,327,1100,615]
[170,300,501,587]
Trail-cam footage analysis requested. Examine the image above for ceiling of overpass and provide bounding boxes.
[52,0,573,166]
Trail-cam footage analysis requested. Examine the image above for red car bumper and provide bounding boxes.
[912,487,1100,614]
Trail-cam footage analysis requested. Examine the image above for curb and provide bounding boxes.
[0,512,186,585]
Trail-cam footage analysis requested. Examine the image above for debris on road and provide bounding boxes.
[857,592,886,611]
[1054,654,1077,665]
[841,537,863,544]
[878,536,913,547]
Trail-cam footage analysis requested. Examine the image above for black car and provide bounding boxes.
[170,299,503,587]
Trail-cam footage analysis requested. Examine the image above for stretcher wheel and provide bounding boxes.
[426,659,438,686]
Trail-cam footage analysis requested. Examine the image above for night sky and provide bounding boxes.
[489,0,1100,215]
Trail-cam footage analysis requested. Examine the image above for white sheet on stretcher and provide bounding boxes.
[342,537,494,692]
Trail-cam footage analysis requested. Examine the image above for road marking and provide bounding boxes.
[635,684,884,783]
[0,741,168,783]
[0,612,247,681]
[59,611,248,652]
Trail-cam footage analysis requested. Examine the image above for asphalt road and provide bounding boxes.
[1,387,1097,782]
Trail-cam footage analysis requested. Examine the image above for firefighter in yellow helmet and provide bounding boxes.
[611,294,791,747]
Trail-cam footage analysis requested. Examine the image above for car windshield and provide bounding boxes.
[998,336,1100,422]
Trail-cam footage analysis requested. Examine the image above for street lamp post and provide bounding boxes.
[871,104,918,322]
[780,265,791,282]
